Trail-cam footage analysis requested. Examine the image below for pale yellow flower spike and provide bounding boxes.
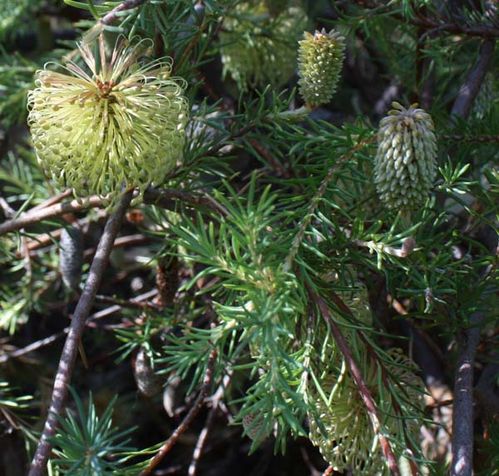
[28,35,189,208]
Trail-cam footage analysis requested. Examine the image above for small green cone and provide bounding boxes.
[297,28,345,108]
[374,102,437,210]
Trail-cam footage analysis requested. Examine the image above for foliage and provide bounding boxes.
[0,0,497,474]
[50,389,136,475]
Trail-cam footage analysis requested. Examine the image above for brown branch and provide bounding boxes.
[410,15,499,40]
[140,349,217,476]
[0,196,103,236]
[0,332,66,365]
[0,288,161,365]
[322,466,334,476]
[29,190,73,213]
[28,190,133,476]
[441,134,499,143]
[451,40,495,120]
[309,289,401,476]
[0,188,225,237]
[284,136,375,271]
[450,311,485,476]
[143,187,228,216]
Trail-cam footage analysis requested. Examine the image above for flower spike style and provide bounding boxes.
[28,36,189,207]
[298,29,345,108]
[374,102,437,210]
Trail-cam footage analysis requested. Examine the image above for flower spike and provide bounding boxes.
[28,36,189,207]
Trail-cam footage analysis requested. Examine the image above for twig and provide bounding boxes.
[140,349,217,476]
[283,137,374,271]
[188,372,232,476]
[28,190,133,476]
[187,400,217,476]
[29,190,73,213]
[94,290,161,311]
[0,188,224,237]
[450,311,485,476]
[451,40,495,120]
[0,289,157,364]
[143,187,228,216]
[0,196,103,236]
[441,134,499,143]
[100,0,148,25]
[0,332,65,365]
[309,289,401,476]
[322,466,334,476]
[411,16,499,40]
[84,233,150,259]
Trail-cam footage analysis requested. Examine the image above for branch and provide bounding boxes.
[451,40,495,120]
[0,188,224,237]
[283,136,375,271]
[309,289,401,476]
[143,187,228,216]
[140,349,217,476]
[28,190,133,476]
[0,196,103,236]
[450,311,485,476]
[187,373,231,476]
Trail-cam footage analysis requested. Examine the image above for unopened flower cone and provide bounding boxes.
[374,102,437,209]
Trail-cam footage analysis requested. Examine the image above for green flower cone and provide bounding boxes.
[374,102,437,210]
[298,28,345,108]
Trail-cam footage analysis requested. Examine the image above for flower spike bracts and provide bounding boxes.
[374,102,437,210]
[28,36,189,207]
[298,29,345,108]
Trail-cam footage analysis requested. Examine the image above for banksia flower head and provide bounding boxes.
[28,36,188,207]
[219,1,307,89]
[374,102,437,209]
[307,348,424,474]
[298,29,345,108]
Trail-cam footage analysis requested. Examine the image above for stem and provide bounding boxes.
[309,289,401,476]
[140,349,217,476]
[0,188,223,237]
[450,312,484,476]
[283,137,374,272]
[28,190,133,476]
[451,40,495,120]
[0,196,103,236]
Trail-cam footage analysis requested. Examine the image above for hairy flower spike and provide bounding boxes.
[28,37,188,207]
[219,1,307,89]
[374,102,437,209]
[298,29,345,107]
[307,349,424,474]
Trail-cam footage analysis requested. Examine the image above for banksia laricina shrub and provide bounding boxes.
[219,1,307,89]
[374,102,437,210]
[27,37,188,207]
[307,349,424,474]
[297,29,345,107]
